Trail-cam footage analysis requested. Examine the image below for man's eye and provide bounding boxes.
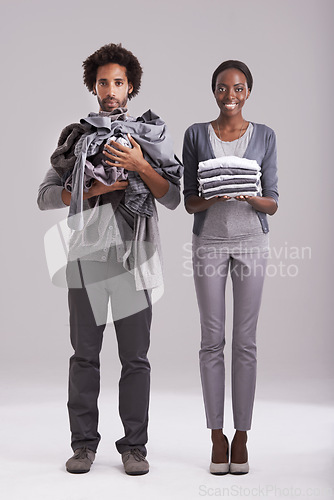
[99,82,106,86]
[116,82,123,86]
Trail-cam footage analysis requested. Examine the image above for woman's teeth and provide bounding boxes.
[224,103,237,109]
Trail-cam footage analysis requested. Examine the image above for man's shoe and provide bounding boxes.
[66,447,95,474]
[121,448,149,475]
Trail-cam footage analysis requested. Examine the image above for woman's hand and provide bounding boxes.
[185,194,277,215]
[185,194,230,214]
[235,195,249,201]
[235,195,278,215]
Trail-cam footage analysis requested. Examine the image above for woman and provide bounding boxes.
[182,60,278,475]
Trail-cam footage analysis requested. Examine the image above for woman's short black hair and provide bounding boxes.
[82,43,143,99]
[211,60,253,93]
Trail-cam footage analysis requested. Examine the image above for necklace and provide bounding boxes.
[216,119,246,157]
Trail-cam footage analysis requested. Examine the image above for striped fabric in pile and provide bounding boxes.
[198,156,261,199]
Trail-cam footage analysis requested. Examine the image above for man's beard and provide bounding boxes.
[98,96,128,112]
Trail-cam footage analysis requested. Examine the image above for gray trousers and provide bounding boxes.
[66,258,152,456]
[193,246,267,431]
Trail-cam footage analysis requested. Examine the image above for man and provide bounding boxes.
[37,43,182,475]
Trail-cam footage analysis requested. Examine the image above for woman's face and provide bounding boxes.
[214,68,250,117]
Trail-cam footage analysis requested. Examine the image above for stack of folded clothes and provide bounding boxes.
[198,156,261,199]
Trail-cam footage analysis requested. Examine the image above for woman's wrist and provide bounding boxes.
[246,196,277,215]
[185,195,219,214]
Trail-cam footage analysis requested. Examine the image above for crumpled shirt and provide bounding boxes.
[51,108,183,230]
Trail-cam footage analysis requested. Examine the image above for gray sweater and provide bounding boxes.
[182,122,279,236]
[37,168,181,290]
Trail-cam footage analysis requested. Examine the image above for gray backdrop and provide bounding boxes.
[1,0,333,406]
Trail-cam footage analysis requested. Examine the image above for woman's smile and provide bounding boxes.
[223,102,238,110]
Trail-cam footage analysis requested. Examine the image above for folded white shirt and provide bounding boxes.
[198,155,261,173]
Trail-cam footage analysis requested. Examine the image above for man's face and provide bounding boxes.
[93,63,133,112]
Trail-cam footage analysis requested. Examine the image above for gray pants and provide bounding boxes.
[66,258,152,456]
[193,245,267,431]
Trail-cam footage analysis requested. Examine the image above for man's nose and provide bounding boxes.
[107,84,116,96]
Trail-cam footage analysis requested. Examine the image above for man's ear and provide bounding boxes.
[128,83,133,96]
[92,85,97,96]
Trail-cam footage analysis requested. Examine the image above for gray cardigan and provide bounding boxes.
[182,122,279,236]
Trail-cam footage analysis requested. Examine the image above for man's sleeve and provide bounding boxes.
[37,168,67,210]
[155,180,181,210]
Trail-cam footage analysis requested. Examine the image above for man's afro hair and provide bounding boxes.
[83,43,142,99]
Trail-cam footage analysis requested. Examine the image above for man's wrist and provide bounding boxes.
[137,159,151,176]
[61,188,71,206]
[83,190,93,200]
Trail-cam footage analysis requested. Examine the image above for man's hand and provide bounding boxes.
[103,134,148,173]
[103,134,169,199]
[84,179,129,199]
[61,179,128,206]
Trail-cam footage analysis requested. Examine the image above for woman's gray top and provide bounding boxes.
[182,121,279,251]
[193,123,268,253]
